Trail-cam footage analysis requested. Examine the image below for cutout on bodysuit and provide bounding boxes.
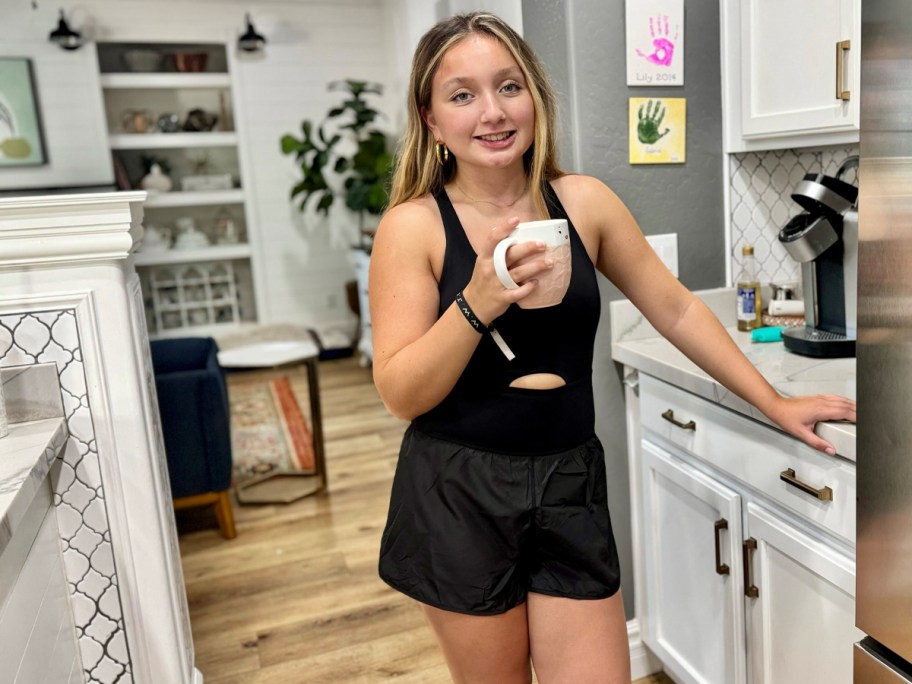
[509,373,566,390]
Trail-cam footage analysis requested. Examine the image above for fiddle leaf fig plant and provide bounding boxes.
[281,79,393,248]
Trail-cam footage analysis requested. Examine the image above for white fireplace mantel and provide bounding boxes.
[0,191,146,269]
[0,190,201,684]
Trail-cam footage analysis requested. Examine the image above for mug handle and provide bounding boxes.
[492,237,522,289]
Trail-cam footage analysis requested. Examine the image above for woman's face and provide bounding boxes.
[424,34,535,173]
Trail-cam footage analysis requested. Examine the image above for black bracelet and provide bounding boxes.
[455,290,485,333]
[455,291,516,361]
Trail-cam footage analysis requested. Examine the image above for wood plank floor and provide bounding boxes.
[176,357,671,683]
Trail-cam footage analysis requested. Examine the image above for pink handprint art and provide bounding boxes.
[636,14,679,67]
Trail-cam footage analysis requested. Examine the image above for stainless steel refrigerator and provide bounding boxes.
[855,1,912,681]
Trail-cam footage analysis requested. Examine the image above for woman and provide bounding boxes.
[370,12,855,684]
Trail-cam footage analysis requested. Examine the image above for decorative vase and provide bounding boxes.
[121,109,154,133]
[141,224,172,252]
[173,217,210,250]
[140,163,173,193]
[215,208,240,244]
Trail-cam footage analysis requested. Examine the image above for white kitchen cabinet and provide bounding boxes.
[632,372,859,684]
[721,0,861,152]
[744,502,863,684]
[640,440,746,684]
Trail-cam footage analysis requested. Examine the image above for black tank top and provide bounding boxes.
[412,183,601,455]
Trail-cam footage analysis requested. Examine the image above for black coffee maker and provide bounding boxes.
[777,156,858,358]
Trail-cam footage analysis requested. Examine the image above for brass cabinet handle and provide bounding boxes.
[780,468,833,502]
[661,409,696,431]
[714,519,730,576]
[836,39,851,101]
[743,537,759,598]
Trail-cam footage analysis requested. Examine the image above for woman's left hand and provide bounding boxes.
[765,395,856,456]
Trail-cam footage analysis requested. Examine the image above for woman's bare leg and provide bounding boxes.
[527,591,630,684]
[421,602,533,684]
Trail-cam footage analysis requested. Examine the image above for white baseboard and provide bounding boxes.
[628,619,664,680]
[193,667,204,684]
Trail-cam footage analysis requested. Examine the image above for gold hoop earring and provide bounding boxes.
[434,142,449,166]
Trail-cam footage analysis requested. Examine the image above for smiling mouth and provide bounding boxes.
[476,131,515,142]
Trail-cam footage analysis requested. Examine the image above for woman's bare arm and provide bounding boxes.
[561,175,856,454]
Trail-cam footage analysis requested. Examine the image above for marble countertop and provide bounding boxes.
[0,418,69,555]
[0,363,68,556]
[610,289,857,462]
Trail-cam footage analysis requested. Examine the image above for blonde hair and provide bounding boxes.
[388,12,565,219]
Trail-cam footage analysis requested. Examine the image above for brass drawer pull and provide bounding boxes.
[743,537,759,598]
[661,409,696,431]
[780,468,833,502]
[714,519,730,576]
[836,39,851,101]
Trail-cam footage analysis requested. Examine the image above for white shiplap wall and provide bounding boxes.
[230,11,396,329]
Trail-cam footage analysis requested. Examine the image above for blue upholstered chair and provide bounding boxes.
[149,337,237,539]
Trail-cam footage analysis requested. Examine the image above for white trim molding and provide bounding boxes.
[0,191,146,269]
[629,618,664,681]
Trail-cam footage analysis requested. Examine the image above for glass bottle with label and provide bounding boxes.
[736,245,761,331]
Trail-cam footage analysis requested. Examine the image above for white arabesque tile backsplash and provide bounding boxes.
[729,145,859,286]
[0,312,132,684]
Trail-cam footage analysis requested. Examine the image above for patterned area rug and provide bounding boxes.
[228,375,315,484]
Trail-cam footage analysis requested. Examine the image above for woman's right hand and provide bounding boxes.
[462,216,554,325]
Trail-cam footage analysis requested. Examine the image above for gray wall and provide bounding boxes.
[524,0,726,619]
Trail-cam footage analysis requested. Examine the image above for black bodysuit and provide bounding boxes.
[414,183,602,455]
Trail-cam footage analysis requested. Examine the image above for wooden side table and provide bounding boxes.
[217,340,327,503]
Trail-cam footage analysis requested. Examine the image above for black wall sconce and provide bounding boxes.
[238,13,266,53]
[48,9,83,51]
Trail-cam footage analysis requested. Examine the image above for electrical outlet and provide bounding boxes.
[645,233,679,278]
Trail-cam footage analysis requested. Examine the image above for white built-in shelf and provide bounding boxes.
[143,189,244,208]
[133,243,251,267]
[109,132,237,149]
[100,73,231,89]
[154,299,238,311]
[150,320,243,340]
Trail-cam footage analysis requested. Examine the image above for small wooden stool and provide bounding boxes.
[218,340,327,504]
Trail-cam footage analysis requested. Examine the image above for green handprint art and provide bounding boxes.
[637,99,670,145]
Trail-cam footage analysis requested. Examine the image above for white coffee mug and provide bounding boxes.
[493,219,572,309]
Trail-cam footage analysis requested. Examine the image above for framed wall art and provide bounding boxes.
[626,0,685,86]
[629,97,686,164]
[0,58,48,167]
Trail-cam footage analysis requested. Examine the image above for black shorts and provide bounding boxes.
[378,426,621,615]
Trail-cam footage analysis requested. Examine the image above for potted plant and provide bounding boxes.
[280,79,394,252]
[281,79,393,364]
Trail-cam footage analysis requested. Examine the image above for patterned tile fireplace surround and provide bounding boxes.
[0,192,200,684]
[0,311,132,683]
[729,145,859,287]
